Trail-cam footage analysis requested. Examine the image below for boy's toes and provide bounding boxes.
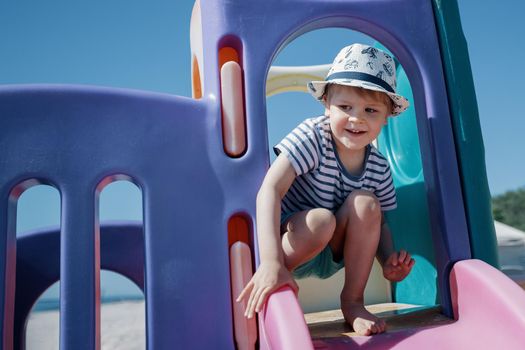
[341,301,386,336]
[353,318,381,336]
[377,319,386,333]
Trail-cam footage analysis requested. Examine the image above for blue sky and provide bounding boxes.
[1,0,524,295]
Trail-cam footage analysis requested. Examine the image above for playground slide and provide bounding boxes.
[260,259,525,349]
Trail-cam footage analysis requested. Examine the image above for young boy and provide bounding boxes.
[238,43,415,336]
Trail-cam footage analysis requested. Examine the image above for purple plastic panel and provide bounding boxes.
[0,85,242,349]
[197,0,470,316]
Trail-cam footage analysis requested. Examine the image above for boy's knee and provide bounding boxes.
[306,208,336,244]
[345,190,381,221]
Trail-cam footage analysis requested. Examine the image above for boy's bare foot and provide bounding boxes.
[340,298,386,336]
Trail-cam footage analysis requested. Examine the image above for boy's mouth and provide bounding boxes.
[346,128,366,135]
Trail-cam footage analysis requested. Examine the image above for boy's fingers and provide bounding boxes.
[398,250,407,263]
[244,293,253,317]
[237,280,253,302]
[408,258,416,268]
[246,295,257,318]
[245,287,259,317]
[402,252,412,265]
[390,252,398,266]
[239,282,254,302]
[247,286,265,318]
[255,286,272,313]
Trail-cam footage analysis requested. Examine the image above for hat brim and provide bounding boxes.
[307,79,410,116]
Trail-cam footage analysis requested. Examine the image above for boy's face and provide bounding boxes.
[324,85,390,155]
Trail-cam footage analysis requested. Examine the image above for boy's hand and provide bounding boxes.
[236,261,299,319]
[382,250,415,282]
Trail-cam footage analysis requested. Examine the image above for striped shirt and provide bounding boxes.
[274,115,397,216]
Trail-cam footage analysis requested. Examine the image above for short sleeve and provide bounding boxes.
[273,119,321,176]
[375,164,397,211]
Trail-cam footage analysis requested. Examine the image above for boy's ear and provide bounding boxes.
[323,98,331,117]
[322,95,331,117]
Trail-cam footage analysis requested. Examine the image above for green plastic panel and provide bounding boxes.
[432,0,499,267]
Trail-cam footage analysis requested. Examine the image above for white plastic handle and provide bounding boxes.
[220,61,246,157]
[266,64,331,97]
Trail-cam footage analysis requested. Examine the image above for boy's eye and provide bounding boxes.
[366,108,378,113]
[339,105,351,111]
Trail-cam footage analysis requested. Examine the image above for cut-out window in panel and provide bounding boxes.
[17,184,60,235]
[99,179,143,222]
[98,179,145,349]
[16,184,61,349]
[265,28,435,316]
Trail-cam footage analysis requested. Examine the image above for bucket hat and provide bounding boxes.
[307,43,410,116]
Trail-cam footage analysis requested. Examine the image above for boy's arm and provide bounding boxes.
[377,213,415,282]
[376,214,395,266]
[255,154,296,265]
[237,154,297,318]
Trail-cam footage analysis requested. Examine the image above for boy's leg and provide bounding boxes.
[329,190,385,335]
[281,208,336,271]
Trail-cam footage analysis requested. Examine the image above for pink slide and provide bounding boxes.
[259,259,525,349]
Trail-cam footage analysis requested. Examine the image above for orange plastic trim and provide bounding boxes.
[219,47,239,66]
[192,55,202,99]
[228,215,251,247]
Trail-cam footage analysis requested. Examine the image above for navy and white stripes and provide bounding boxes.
[274,115,397,215]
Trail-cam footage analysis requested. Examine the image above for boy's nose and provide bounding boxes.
[348,114,365,123]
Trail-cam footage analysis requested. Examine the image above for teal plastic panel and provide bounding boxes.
[378,62,438,305]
